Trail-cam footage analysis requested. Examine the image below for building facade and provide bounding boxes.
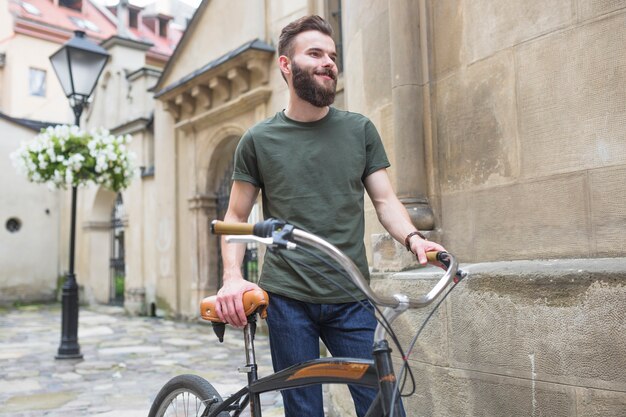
[0,0,185,306]
[146,1,626,415]
[0,113,58,304]
[3,0,625,414]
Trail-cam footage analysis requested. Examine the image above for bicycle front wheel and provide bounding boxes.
[148,374,229,417]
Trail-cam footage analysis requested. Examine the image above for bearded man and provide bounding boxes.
[215,15,445,417]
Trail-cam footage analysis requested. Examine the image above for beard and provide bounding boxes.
[291,61,337,107]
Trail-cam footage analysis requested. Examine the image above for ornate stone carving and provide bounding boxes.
[227,67,250,95]
[191,85,211,109]
[175,92,194,115]
[163,99,180,119]
[209,76,230,103]
[155,40,274,123]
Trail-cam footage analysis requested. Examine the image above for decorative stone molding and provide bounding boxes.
[191,85,211,110]
[227,67,250,95]
[163,100,180,119]
[188,194,217,211]
[246,58,270,84]
[209,76,230,104]
[176,87,272,132]
[82,221,111,231]
[155,39,274,123]
[175,92,194,115]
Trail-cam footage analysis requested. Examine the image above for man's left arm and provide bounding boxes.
[364,168,446,265]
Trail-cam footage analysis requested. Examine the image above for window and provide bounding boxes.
[59,0,81,12]
[326,0,343,73]
[129,9,139,28]
[158,17,168,38]
[6,218,22,233]
[29,68,46,97]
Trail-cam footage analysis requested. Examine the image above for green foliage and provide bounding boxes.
[114,274,125,298]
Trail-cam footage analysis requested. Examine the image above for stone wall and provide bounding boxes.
[432,1,626,262]
[329,259,626,416]
[332,0,626,415]
[0,120,60,305]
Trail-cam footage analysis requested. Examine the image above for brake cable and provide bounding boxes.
[256,220,463,417]
[274,249,405,355]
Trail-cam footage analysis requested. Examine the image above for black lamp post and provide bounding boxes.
[50,30,109,359]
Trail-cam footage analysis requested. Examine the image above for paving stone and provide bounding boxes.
[162,337,204,346]
[78,326,114,337]
[0,304,284,417]
[0,379,41,394]
[3,392,77,412]
[97,345,164,356]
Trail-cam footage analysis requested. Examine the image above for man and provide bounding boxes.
[215,15,446,417]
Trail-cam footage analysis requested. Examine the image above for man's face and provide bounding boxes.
[288,31,338,107]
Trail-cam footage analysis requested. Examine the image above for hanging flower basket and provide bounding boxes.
[11,125,138,192]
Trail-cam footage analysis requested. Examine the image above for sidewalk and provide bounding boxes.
[0,304,283,417]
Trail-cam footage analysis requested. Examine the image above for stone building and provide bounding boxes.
[0,0,186,305]
[6,0,625,414]
[142,0,626,415]
[0,113,57,304]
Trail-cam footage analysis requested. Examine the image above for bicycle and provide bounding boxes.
[148,218,466,417]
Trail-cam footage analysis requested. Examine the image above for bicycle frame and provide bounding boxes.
[206,219,463,417]
[206,314,402,417]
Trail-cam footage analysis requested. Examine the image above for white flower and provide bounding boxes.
[65,169,73,185]
[12,124,136,192]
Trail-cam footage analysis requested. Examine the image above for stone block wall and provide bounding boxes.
[335,3,626,414]
[329,259,626,416]
[432,1,626,262]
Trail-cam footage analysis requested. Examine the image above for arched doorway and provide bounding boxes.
[212,141,259,288]
[109,193,125,305]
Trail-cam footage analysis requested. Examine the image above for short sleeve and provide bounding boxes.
[362,120,390,181]
[232,130,262,187]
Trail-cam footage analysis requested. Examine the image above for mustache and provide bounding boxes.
[314,68,337,80]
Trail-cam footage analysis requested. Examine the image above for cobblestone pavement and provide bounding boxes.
[0,304,284,417]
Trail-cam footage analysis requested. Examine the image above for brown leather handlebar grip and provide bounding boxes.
[211,220,254,235]
[426,251,441,263]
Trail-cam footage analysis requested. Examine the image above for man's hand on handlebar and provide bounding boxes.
[408,235,448,269]
[216,278,261,327]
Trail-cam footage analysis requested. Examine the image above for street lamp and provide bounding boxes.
[50,30,109,359]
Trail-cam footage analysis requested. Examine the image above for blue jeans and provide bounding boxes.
[266,292,379,417]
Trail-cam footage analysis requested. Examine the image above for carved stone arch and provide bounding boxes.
[207,133,241,196]
[196,124,245,194]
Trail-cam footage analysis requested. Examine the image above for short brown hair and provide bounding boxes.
[278,15,333,59]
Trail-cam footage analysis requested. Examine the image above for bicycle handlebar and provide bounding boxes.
[211,221,254,235]
[211,219,465,309]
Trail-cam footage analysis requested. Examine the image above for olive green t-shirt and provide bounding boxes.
[232,107,390,303]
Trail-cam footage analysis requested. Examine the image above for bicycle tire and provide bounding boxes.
[148,374,230,417]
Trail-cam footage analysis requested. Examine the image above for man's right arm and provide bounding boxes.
[215,180,261,327]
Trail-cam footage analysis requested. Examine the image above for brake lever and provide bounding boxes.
[435,252,467,284]
[225,235,297,250]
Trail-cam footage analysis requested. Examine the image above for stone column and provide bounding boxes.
[188,195,219,298]
[388,0,434,230]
